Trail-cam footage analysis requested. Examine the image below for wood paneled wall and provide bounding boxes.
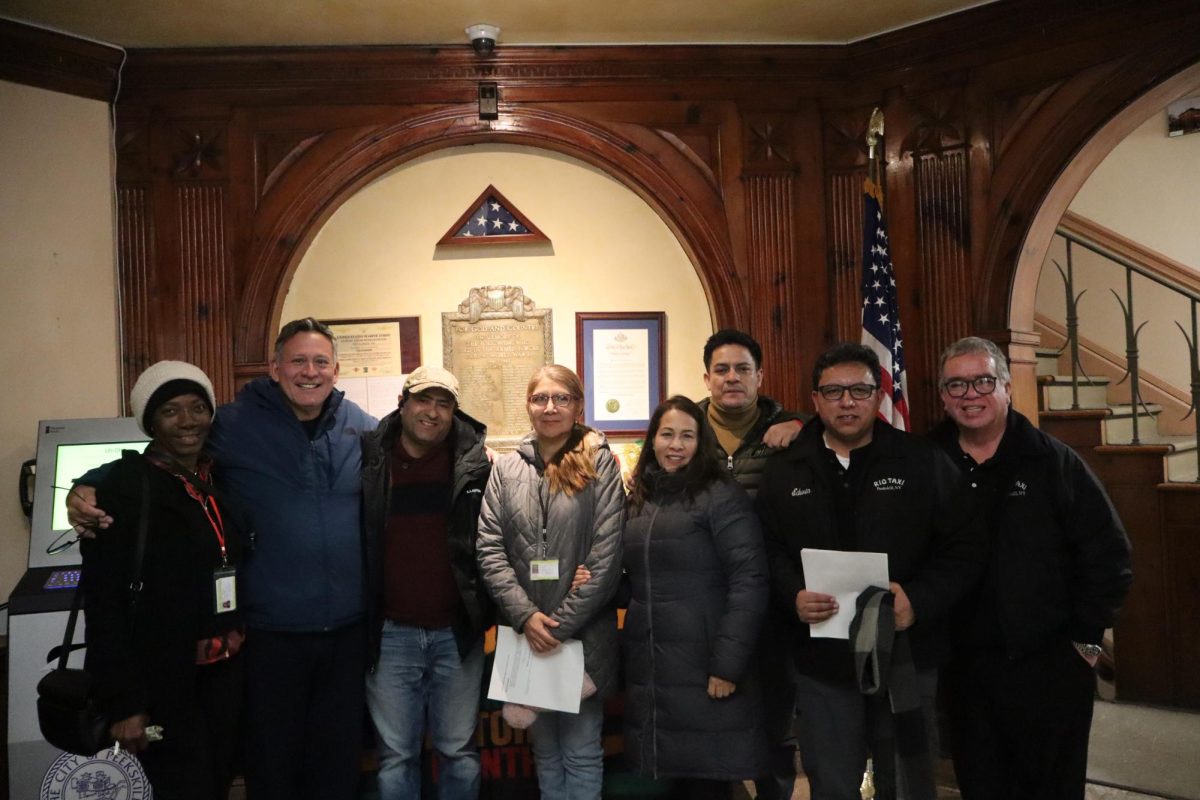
[5,1,1200,427]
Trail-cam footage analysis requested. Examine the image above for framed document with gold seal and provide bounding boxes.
[575,312,665,437]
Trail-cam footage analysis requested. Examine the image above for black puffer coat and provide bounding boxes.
[621,470,769,780]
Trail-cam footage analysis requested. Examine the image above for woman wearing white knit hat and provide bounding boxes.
[81,360,245,800]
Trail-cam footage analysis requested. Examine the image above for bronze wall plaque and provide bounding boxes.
[443,286,553,449]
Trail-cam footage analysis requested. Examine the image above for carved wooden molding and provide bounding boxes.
[256,131,324,200]
[171,129,226,180]
[903,88,966,155]
[117,185,153,408]
[912,146,972,423]
[177,185,234,402]
[0,18,122,101]
[744,115,795,172]
[108,2,1200,103]
[744,173,803,408]
[826,170,867,344]
[822,108,874,170]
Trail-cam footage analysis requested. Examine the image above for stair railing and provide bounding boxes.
[1051,224,1200,481]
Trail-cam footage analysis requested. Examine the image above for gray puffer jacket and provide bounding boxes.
[477,426,626,698]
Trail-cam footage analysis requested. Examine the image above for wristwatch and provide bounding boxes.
[1074,642,1102,659]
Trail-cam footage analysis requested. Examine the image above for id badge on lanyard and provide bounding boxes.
[213,565,238,613]
[531,481,559,581]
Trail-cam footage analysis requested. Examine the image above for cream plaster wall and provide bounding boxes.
[1067,107,1200,271]
[282,144,714,431]
[0,81,120,617]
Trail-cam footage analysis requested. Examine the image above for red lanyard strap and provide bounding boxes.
[179,476,228,562]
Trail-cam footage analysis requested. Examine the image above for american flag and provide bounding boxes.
[454,196,529,238]
[860,176,911,431]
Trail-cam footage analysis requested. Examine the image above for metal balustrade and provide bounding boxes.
[1050,224,1200,482]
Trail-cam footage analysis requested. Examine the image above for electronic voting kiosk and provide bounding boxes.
[8,418,153,798]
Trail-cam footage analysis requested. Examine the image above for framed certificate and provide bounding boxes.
[575,312,666,437]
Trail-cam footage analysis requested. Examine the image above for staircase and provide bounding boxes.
[1035,348,1199,482]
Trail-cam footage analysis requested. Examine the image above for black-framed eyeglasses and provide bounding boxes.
[941,376,998,397]
[816,383,878,401]
[528,393,577,408]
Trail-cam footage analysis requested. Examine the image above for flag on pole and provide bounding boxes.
[860,132,911,431]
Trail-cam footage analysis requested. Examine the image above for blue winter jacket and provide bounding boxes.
[208,377,377,632]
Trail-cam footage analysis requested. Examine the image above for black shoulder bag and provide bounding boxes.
[36,468,150,755]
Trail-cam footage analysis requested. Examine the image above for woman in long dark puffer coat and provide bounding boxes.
[622,395,770,799]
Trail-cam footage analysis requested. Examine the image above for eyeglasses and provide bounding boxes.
[528,393,577,408]
[816,383,878,401]
[941,376,998,397]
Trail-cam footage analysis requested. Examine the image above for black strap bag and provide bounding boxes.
[36,469,150,755]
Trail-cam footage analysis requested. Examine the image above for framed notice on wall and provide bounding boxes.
[325,317,421,418]
[575,312,666,437]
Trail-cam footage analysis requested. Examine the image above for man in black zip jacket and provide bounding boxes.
[930,337,1132,800]
[758,343,982,800]
[361,365,493,800]
[697,329,806,800]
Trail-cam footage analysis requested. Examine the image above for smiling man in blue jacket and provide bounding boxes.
[71,317,376,800]
[212,317,375,800]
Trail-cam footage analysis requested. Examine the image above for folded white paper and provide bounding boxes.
[487,625,585,713]
[800,548,889,639]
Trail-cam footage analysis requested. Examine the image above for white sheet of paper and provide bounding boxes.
[487,625,585,713]
[800,548,890,639]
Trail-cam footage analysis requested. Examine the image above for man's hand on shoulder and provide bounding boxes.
[67,484,111,537]
[762,418,804,449]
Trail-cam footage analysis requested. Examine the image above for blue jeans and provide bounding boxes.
[528,695,605,800]
[366,623,485,800]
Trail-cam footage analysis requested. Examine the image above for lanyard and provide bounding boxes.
[145,450,229,565]
[178,478,228,565]
[538,479,550,558]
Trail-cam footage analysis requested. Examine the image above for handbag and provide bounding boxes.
[36,467,151,755]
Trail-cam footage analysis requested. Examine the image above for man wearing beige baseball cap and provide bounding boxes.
[360,365,494,800]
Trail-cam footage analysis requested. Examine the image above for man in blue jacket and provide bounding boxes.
[70,318,376,800]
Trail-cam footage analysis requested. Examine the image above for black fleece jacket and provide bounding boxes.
[929,408,1132,656]
[361,409,493,664]
[757,419,983,684]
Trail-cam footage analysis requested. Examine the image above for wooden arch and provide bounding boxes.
[234,105,742,365]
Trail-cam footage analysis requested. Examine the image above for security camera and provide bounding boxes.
[465,23,500,55]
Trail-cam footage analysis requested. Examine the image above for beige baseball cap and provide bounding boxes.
[403,365,460,403]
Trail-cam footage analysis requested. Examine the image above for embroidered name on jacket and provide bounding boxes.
[1008,480,1028,497]
[791,487,812,497]
[872,477,905,491]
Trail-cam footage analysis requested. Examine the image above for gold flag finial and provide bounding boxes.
[867,108,885,160]
[860,756,876,799]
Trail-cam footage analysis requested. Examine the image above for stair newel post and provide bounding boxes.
[1175,300,1200,483]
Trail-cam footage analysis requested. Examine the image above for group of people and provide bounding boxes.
[68,319,1133,800]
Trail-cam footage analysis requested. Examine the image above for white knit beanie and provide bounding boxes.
[130,360,217,435]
